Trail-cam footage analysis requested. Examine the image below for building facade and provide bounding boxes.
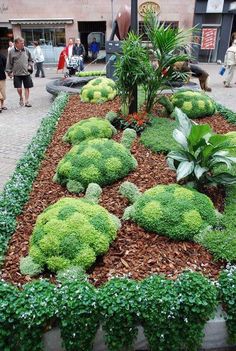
[0,0,196,62]
[193,0,236,62]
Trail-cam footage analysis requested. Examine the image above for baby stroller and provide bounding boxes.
[65,55,83,77]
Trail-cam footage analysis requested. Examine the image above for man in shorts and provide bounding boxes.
[6,37,34,107]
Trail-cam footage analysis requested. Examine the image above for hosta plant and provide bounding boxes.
[20,183,120,275]
[167,108,236,188]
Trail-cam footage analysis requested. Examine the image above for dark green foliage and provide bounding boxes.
[0,93,68,265]
[98,278,140,351]
[140,116,178,153]
[167,108,236,187]
[0,281,20,350]
[219,266,236,344]
[138,271,218,351]
[58,280,99,351]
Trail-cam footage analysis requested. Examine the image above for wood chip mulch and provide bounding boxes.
[1,95,235,286]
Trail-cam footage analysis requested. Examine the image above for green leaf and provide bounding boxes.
[188,124,212,148]
[167,150,190,162]
[176,161,194,181]
[208,172,236,185]
[173,129,188,149]
[194,165,208,179]
[173,107,193,137]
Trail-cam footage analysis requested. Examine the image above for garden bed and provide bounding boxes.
[1,95,236,286]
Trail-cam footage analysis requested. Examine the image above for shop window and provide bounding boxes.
[22,27,65,47]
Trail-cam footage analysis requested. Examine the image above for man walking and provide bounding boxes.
[6,37,34,107]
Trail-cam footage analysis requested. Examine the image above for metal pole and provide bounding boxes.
[111,0,114,25]
[129,0,138,113]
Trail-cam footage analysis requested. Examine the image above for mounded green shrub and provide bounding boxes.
[63,117,116,145]
[76,70,106,77]
[121,183,218,241]
[170,90,216,119]
[54,136,137,192]
[80,77,117,103]
[22,195,120,273]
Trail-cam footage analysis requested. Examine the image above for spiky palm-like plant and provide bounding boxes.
[142,10,194,112]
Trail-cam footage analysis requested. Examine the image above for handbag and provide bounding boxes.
[28,64,33,74]
[219,66,226,76]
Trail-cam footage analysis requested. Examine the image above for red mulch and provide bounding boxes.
[1,96,235,286]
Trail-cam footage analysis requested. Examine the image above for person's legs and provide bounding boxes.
[13,76,24,105]
[225,65,234,87]
[40,62,45,77]
[35,62,40,77]
[22,75,33,106]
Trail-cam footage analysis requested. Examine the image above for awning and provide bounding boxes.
[9,18,74,25]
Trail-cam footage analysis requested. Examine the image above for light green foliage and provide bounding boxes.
[219,265,236,344]
[23,197,119,273]
[195,185,236,262]
[120,128,137,149]
[80,77,117,103]
[85,183,102,203]
[170,90,216,119]
[76,70,106,77]
[105,110,118,123]
[98,278,140,351]
[140,116,178,153]
[55,138,137,191]
[63,117,116,145]
[119,181,141,204]
[56,266,88,284]
[122,183,217,241]
[20,256,43,277]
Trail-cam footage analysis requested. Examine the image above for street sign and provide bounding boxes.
[201,28,217,50]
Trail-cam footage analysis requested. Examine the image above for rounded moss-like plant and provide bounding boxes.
[21,187,120,274]
[80,77,117,103]
[20,256,43,277]
[170,90,216,119]
[54,132,137,193]
[63,117,117,145]
[120,183,218,241]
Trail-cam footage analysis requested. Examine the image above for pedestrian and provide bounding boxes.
[0,53,7,113]
[223,39,236,88]
[65,38,74,60]
[33,41,45,78]
[6,37,34,107]
[72,38,85,71]
[7,41,14,54]
[89,37,100,62]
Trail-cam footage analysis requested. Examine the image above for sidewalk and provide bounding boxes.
[0,63,235,191]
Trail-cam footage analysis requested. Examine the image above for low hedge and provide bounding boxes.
[0,93,69,265]
[0,270,228,351]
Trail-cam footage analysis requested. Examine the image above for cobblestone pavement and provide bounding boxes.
[0,62,235,191]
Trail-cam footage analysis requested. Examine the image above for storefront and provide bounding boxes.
[193,0,236,62]
[0,0,196,63]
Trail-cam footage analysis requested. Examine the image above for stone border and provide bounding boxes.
[46,76,96,95]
